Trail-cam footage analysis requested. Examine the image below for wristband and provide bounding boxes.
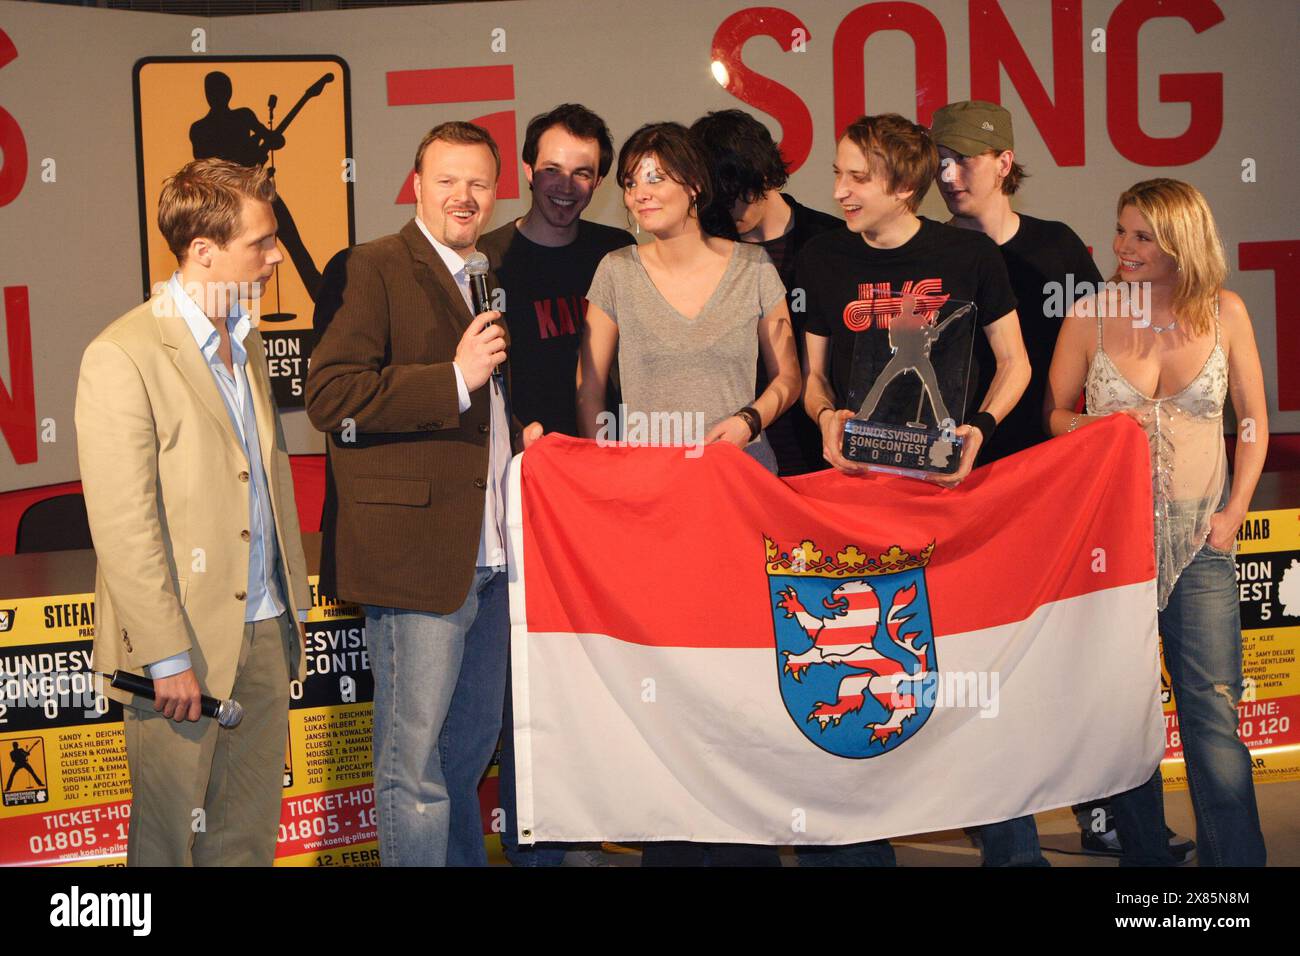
[736,406,762,441]
[967,410,996,446]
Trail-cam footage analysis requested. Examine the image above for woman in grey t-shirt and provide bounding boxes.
[577,122,800,474]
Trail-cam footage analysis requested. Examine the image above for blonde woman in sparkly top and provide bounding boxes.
[1045,178,1267,866]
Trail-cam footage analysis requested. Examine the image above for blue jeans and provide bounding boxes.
[641,842,782,866]
[366,568,510,866]
[794,816,1045,868]
[796,841,896,866]
[1112,543,1266,866]
[976,815,1048,867]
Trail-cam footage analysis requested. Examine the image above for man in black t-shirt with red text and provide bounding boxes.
[479,104,631,868]
[478,104,633,438]
[794,114,1030,867]
[799,114,1030,489]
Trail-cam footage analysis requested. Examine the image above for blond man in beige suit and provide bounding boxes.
[76,159,309,866]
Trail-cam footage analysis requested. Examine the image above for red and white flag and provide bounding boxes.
[506,416,1163,845]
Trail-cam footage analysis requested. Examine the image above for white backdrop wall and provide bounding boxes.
[0,0,1296,491]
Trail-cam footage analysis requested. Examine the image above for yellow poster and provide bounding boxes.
[1161,506,1300,788]
[0,582,381,867]
[133,56,354,406]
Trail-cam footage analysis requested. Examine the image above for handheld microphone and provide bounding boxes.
[463,252,504,383]
[105,670,244,728]
[463,251,492,316]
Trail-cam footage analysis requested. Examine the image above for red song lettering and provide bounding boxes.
[1105,0,1224,166]
[0,286,36,465]
[1239,240,1300,411]
[833,2,948,133]
[711,7,815,174]
[969,0,1085,166]
[0,29,30,208]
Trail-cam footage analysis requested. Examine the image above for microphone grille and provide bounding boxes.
[463,252,490,277]
[217,699,245,729]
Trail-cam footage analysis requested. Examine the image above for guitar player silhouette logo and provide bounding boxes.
[134,56,355,407]
[190,69,333,311]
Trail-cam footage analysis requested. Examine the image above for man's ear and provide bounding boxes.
[523,163,535,188]
[997,149,1015,179]
[188,236,213,268]
[412,172,422,218]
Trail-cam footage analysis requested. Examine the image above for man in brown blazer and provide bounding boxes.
[76,159,310,866]
[307,121,538,866]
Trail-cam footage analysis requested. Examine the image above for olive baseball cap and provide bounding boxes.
[931,100,1014,156]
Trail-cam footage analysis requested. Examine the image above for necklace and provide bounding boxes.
[1148,319,1178,334]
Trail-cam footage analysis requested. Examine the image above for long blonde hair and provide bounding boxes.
[1112,178,1227,336]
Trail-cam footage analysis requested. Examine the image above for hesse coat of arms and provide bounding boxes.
[765,537,937,758]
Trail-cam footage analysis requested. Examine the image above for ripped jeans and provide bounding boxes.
[1162,540,1266,865]
[1113,542,1266,866]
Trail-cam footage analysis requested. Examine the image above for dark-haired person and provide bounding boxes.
[578,123,800,865]
[798,114,1030,866]
[478,104,632,867]
[307,122,542,867]
[691,109,842,476]
[479,104,634,438]
[76,159,311,865]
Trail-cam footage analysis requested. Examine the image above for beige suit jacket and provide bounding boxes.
[76,287,310,707]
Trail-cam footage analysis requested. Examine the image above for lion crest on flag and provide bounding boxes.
[765,536,938,758]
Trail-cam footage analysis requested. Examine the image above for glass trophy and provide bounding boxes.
[841,292,977,478]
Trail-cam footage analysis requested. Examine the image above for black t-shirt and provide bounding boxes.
[479,219,635,436]
[977,214,1102,462]
[758,195,843,476]
[798,217,1018,427]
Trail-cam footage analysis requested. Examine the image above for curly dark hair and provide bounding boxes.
[690,109,789,208]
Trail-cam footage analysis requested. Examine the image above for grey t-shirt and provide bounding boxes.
[586,241,787,470]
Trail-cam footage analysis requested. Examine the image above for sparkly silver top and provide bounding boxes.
[1085,304,1228,609]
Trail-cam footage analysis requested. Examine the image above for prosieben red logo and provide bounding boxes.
[386,65,519,202]
[843,279,949,331]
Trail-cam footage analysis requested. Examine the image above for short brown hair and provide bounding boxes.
[413,121,501,178]
[157,159,276,262]
[841,114,938,212]
[616,122,718,233]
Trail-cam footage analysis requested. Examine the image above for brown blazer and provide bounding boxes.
[307,220,512,614]
[76,288,310,706]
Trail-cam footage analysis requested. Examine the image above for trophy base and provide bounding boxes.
[842,418,963,477]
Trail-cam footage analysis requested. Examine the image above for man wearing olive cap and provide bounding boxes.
[931,100,1103,464]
